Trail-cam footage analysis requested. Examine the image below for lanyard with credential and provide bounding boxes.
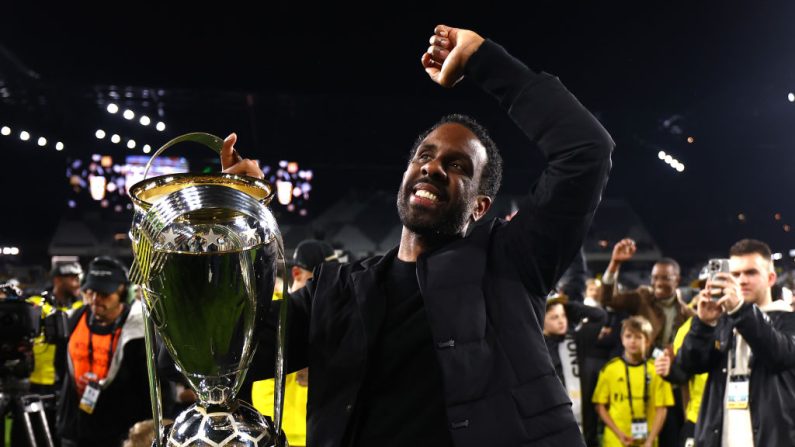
[624,359,649,420]
[87,320,120,375]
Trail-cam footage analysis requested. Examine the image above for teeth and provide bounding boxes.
[415,190,438,201]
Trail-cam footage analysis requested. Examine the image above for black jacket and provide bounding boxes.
[677,302,795,447]
[255,39,613,447]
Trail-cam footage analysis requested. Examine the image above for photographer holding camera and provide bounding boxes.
[676,239,795,447]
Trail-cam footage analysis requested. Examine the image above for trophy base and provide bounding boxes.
[161,400,285,447]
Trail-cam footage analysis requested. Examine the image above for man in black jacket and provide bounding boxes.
[225,24,613,447]
[677,239,795,447]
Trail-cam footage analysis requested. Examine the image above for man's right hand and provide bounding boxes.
[696,289,723,326]
[611,238,637,264]
[421,24,484,88]
[220,133,264,179]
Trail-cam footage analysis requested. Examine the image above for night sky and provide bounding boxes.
[2,2,795,267]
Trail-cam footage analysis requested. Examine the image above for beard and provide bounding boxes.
[396,179,472,239]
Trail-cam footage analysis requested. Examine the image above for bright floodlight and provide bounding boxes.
[676,163,685,172]
[56,142,64,151]
[111,134,121,144]
[19,131,30,141]
[37,137,47,146]
[143,144,151,153]
[1,126,10,136]
[95,129,106,139]
[9,247,19,255]
[139,115,151,126]
[107,103,119,113]
[127,139,136,149]
[155,121,166,131]
[789,93,795,103]
[657,151,666,159]
[664,155,673,164]
[123,109,135,120]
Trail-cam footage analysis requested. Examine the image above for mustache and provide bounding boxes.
[408,176,448,200]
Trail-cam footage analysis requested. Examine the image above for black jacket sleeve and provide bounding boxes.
[732,304,795,372]
[467,40,614,299]
[565,301,607,327]
[677,316,721,375]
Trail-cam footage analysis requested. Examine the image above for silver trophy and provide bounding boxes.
[128,133,288,446]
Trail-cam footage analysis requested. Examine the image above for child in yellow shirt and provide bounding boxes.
[593,316,674,447]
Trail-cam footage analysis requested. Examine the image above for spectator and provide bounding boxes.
[677,239,795,446]
[593,316,674,447]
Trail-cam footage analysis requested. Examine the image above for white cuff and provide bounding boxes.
[726,296,745,315]
[602,269,617,285]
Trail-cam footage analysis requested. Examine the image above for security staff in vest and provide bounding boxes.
[56,257,151,447]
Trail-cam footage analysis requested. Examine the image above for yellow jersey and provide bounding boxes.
[593,357,674,447]
[673,317,708,424]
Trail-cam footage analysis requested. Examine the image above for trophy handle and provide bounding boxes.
[143,132,225,180]
[273,236,289,444]
[142,305,165,447]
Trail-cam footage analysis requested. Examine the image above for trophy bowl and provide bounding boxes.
[128,134,286,447]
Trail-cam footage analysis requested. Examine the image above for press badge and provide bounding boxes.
[631,418,649,440]
[79,381,101,414]
[727,377,749,409]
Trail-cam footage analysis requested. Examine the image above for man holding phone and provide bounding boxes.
[676,239,795,447]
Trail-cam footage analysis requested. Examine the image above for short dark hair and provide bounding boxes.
[655,257,681,276]
[408,114,503,198]
[730,238,772,261]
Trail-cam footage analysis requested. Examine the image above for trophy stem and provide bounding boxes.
[142,305,165,447]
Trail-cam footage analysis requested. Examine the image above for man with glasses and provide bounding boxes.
[599,238,695,446]
[601,238,694,349]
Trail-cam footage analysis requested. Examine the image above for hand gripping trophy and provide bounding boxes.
[128,133,288,446]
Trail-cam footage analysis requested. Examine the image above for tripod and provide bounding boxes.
[0,376,55,447]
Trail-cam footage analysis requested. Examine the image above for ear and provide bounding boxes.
[471,195,492,222]
[768,269,777,288]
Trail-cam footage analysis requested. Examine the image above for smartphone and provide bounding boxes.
[707,258,731,299]
[651,347,664,360]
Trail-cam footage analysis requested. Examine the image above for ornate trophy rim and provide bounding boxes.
[129,173,274,211]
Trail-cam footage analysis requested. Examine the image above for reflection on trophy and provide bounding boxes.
[128,133,287,446]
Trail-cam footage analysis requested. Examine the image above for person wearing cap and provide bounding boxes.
[56,257,152,447]
[15,261,85,445]
[252,239,339,447]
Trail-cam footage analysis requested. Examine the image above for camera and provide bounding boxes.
[0,283,69,382]
[707,258,731,299]
[0,284,41,380]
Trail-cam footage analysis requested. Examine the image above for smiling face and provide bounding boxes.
[397,122,491,238]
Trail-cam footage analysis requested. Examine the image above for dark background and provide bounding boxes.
[2,2,795,269]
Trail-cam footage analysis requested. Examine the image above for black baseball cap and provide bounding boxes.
[82,257,129,295]
[51,261,83,277]
[291,240,337,272]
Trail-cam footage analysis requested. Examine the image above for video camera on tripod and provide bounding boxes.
[0,281,69,447]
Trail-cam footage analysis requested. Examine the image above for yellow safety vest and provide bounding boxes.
[26,295,83,385]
